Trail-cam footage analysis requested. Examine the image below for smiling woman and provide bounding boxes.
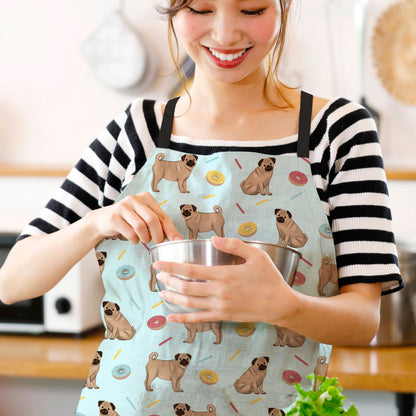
[160,0,292,102]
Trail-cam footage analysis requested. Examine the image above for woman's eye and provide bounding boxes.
[241,8,267,16]
[186,7,212,15]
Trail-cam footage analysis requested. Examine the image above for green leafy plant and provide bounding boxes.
[286,375,359,416]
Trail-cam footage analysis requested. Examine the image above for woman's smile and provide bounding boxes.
[204,46,252,69]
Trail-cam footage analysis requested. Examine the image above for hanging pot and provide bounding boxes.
[81,8,158,93]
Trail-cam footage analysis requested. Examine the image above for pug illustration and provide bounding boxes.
[145,352,192,392]
[318,257,338,296]
[152,153,198,193]
[268,409,286,416]
[96,252,107,274]
[98,401,120,416]
[234,356,270,394]
[274,326,306,347]
[149,264,157,292]
[183,321,223,344]
[180,204,225,240]
[84,350,102,389]
[313,356,328,391]
[240,158,276,195]
[274,209,308,248]
[173,403,216,416]
[102,301,136,340]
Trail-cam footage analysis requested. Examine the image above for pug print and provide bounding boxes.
[152,153,198,193]
[84,350,102,389]
[240,158,276,195]
[98,401,120,416]
[269,409,286,416]
[274,209,308,248]
[96,252,107,274]
[274,326,306,347]
[145,352,192,392]
[183,321,223,345]
[180,205,225,240]
[102,301,136,340]
[318,257,338,296]
[149,264,157,292]
[173,403,217,416]
[313,356,328,391]
[234,356,270,394]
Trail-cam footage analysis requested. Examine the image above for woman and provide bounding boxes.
[0,0,402,414]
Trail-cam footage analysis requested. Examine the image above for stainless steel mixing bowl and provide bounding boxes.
[149,239,301,314]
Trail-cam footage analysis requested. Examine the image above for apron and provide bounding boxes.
[75,92,339,416]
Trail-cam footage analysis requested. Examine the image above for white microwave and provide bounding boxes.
[0,233,104,335]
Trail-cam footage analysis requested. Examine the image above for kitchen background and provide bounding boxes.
[0,0,415,415]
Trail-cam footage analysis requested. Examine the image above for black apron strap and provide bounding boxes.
[158,96,180,149]
[297,91,314,158]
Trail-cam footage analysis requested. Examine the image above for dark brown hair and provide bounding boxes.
[158,0,293,105]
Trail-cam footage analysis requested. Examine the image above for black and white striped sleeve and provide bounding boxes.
[316,99,402,295]
[18,99,158,240]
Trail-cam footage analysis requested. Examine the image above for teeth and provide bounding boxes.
[208,47,247,61]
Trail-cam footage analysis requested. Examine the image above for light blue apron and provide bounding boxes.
[75,92,339,416]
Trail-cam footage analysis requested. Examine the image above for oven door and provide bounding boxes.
[0,234,45,333]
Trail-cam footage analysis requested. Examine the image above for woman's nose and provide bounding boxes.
[211,13,243,46]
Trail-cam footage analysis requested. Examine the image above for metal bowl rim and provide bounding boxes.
[149,239,301,257]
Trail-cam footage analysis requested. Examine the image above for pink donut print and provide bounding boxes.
[147,315,167,330]
[293,271,306,286]
[282,370,302,385]
[289,171,308,186]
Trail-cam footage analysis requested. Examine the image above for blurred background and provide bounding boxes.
[0,0,415,415]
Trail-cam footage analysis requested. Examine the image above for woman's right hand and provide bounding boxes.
[86,192,182,245]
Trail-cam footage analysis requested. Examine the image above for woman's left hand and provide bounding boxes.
[153,236,298,324]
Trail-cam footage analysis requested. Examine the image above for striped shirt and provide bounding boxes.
[20,97,403,295]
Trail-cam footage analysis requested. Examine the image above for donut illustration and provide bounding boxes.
[147,315,167,330]
[238,222,257,238]
[318,224,333,239]
[282,370,301,385]
[199,369,219,385]
[206,170,225,186]
[112,364,131,380]
[236,322,256,337]
[116,265,135,281]
[288,170,308,186]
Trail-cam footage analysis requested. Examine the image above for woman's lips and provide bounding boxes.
[204,46,251,69]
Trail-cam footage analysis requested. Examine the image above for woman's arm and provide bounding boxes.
[0,192,181,304]
[153,237,381,347]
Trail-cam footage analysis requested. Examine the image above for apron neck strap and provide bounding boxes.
[297,91,314,158]
[158,96,180,149]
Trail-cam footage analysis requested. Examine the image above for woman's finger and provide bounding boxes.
[153,261,228,282]
[156,271,216,297]
[211,236,259,261]
[130,203,164,244]
[142,194,183,241]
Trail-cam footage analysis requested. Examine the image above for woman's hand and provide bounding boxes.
[153,236,297,324]
[86,192,182,245]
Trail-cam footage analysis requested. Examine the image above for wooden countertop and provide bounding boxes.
[0,329,415,393]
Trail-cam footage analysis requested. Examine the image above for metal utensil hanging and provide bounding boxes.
[80,0,158,93]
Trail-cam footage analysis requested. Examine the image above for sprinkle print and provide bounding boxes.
[295,355,309,366]
[159,337,172,346]
[147,399,161,408]
[229,349,242,361]
[236,203,245,214]
[118,250,126,261]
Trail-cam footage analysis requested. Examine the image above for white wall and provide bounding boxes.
[0,0,415,170]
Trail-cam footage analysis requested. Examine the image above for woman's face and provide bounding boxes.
[173,0,281,85]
